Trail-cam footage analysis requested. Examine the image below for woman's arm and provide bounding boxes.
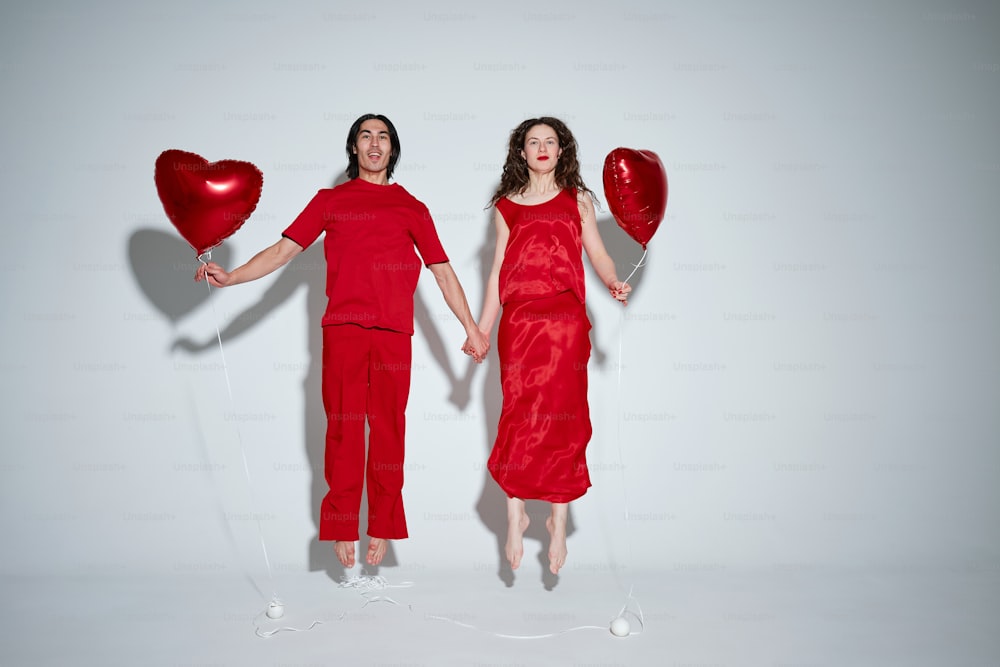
[476,208,510,336]
[579,193,630,305]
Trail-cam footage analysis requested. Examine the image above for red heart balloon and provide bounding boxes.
[154,149,263,256]
[602,148,668,250]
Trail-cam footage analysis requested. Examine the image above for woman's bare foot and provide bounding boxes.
[505,497,529,570]
[367,538,387,565]
[546,503,568,575]
[334,541,356,568]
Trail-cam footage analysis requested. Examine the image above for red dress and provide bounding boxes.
[488,189,593,503]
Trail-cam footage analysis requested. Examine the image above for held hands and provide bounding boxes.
[462,327,490,364]
[610,280,631,306]
[194,262,233,288]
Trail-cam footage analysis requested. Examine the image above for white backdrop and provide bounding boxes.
[1,1,997,582]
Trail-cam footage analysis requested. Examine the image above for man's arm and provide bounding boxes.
[195,237,304,288]
[427,262,489,362]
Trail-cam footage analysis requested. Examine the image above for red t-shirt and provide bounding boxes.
[282,178,449,334]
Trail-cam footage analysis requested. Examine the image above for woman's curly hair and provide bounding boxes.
[488,117,597,208]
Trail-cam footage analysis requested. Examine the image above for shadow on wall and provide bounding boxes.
[595,211,652,299]
[127,225,342,578]
[128,229,232,324]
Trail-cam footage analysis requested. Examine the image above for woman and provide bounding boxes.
[465,117,630,575]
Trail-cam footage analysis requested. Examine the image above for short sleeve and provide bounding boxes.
[410,203,449,266]
[282,190,331,249]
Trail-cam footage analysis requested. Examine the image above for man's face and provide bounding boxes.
[353,119,392,177]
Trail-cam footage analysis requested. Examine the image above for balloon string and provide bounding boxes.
[622,248,647,286]
[615,310,635,569]
[335,573,636,640]
[341,576,613,640]
[425,615,609,639]
[199,252,277,604]
[611,303,646,635]
[615,584,646,634]
[254,616,324,639]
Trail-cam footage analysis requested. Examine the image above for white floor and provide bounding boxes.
[4,563,997,666]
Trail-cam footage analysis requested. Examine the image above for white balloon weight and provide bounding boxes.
[610,616,630,637]
[266,602,285,620]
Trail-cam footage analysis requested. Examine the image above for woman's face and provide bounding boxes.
[521,124,561,173]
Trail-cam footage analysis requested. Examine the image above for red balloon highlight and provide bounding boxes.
[602,148,668,250]
[154,149,263,256]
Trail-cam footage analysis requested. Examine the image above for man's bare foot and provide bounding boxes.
[505,497,529,570]
[334,541,356,568]
[367,538,387,566]
[546,504,569,575]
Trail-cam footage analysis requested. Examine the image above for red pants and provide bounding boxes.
[319,324,411,541]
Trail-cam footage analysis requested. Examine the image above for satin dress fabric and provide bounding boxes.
[488,190,593,503]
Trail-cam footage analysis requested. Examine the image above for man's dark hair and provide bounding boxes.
[345,113,401,180]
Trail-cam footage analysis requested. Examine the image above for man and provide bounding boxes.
[196,114,489,567]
